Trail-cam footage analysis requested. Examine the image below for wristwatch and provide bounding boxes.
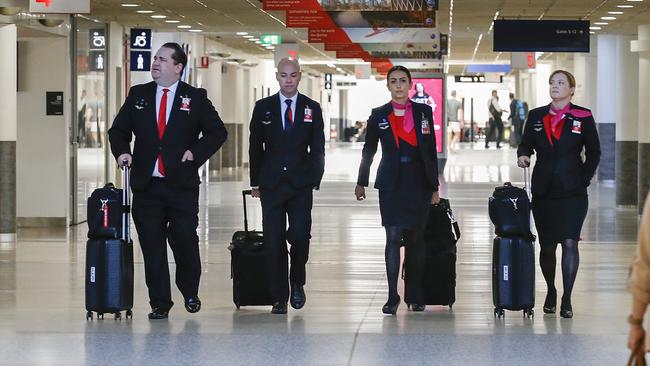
[628,314,644,326]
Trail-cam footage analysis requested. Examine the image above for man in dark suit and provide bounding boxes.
[249,58,325,314]
[109,42,227,320]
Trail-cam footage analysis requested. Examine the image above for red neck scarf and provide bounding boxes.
[391,100,414,133]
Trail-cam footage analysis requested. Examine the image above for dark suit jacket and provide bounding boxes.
[109,81,227,192]
[357,101,439,192]
[249,93,326,190]
[517,103,601,197]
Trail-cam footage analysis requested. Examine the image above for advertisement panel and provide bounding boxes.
[409,78,443,153]
[317,0,437,11]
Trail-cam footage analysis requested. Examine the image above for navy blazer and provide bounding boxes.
[109,81,227,192]
[357,101,439,192]
[249,93,326,190]
[517,103,601,197]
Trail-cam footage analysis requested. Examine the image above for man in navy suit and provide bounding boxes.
[249,58,326,314]
[109,43,227,319]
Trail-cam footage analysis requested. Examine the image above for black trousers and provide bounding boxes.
[485,117,504,146]
[260,178,313,303]
[132,178,200,311]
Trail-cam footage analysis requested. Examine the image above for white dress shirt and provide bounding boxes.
[279,92,298,130]
[153,80,179,177]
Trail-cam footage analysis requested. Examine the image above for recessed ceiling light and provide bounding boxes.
[590,31,595,34]
[151,15,166,19]
[618,4,634,7]
[236,32,248,36]
[243,35,254,38]
[254,41,262,44]
[601,16,616,20]
[136,10,154,13]
[608,11,624,14]
[189,29,202,32]
[590,26,602,30]
[594,22,609,25]
[165,20,180,23]
[177,25,191,29]
[627,0,643,2]
[121,3,139,7]
[250,38,259,41]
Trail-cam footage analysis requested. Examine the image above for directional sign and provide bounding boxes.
[130,51,151,72]
[261,34,282,45]
[130,29,152,50]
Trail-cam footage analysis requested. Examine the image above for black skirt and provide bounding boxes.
[531,195,588,245]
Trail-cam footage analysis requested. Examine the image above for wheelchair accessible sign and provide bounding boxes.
[130,28,152,72]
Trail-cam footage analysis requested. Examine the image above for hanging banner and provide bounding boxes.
[326,10,434,28]
[30,0,90,13]
[336,50,371,59]
[409,78,444,153]
[308,28,351,43]
[263,0,320,10]
[368,50,441,59]
[286,10,335,28]
[392,59,444,70]
[318,0,437,11]
[360,42,440,51]
[341,28,440,43]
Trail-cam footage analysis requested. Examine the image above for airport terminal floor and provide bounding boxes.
[0,143,638,365]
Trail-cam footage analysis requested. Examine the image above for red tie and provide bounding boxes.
[157,88,169,176]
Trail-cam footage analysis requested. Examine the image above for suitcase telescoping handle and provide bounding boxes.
[242,190,252,233]
[121,162,131,242]
[523,166,531,200]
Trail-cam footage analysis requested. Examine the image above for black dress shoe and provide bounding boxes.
[543,290,557,314]
[184,297,201,313]
[271,301,287,314]
[410,304,426,312]
[290,284,306,310]
[382,296,400,315]
[560,296,573,318]
[148,308,169,320]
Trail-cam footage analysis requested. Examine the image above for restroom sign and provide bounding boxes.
[130,29,152,50]
[89,29,105,50]
[130,51,151,72]
[30,0,90,13]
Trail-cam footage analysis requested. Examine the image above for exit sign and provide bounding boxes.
[261,34,282,45]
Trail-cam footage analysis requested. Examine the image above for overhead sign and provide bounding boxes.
[273,44,299,66]
[511,52,537,69]
[30,0,90,13]
[324,73,332,90]
[454,75,504,83]
[494,20,590,52]
[130,51,151,72]
[130,29,152,50]
[89,29,105,51]
[261,34,282,45]
[318,0,437,11]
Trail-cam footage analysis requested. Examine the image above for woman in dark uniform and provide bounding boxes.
[517,70,601,318]
[355,65,440,315]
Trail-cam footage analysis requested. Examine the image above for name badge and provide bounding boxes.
[421,115,431,135]
[378,118,390,130]
[180,97,191,112]
[571,120,582,134]
[304,107,313,123]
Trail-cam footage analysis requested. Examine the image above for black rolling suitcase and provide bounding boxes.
[85,165,134,320]
[229,190,272,309]
[491,167,535,318]
[404,198,461,308]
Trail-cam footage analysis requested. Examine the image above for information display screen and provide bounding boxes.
[493,20,590,52]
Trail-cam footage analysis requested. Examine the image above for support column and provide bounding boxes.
[0,25,17,242]
[632,25,650,212]
[596,35,617,181]
[616,35,639,206]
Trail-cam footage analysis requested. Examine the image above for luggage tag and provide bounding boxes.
[571,120,582,134]
[180,96,191,112]
[421,113,431,135]
[378,118,390,130]
[261,111,272,125]
[304,106,313,123]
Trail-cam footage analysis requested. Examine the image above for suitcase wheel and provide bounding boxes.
[126,310,133,319]
[523,308,534,318]
[114,312,121,320]
[494,307,505,318]
[448,304,453,310]
[235,303,240,310]
[86,311,93,320]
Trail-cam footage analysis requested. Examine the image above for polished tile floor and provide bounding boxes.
[0,143,639,365]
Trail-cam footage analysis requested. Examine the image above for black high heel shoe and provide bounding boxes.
[382,296,400,315]
[560,296,573,319]
[543,290,557,314]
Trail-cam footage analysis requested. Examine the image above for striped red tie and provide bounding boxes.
[157,88,169,176]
